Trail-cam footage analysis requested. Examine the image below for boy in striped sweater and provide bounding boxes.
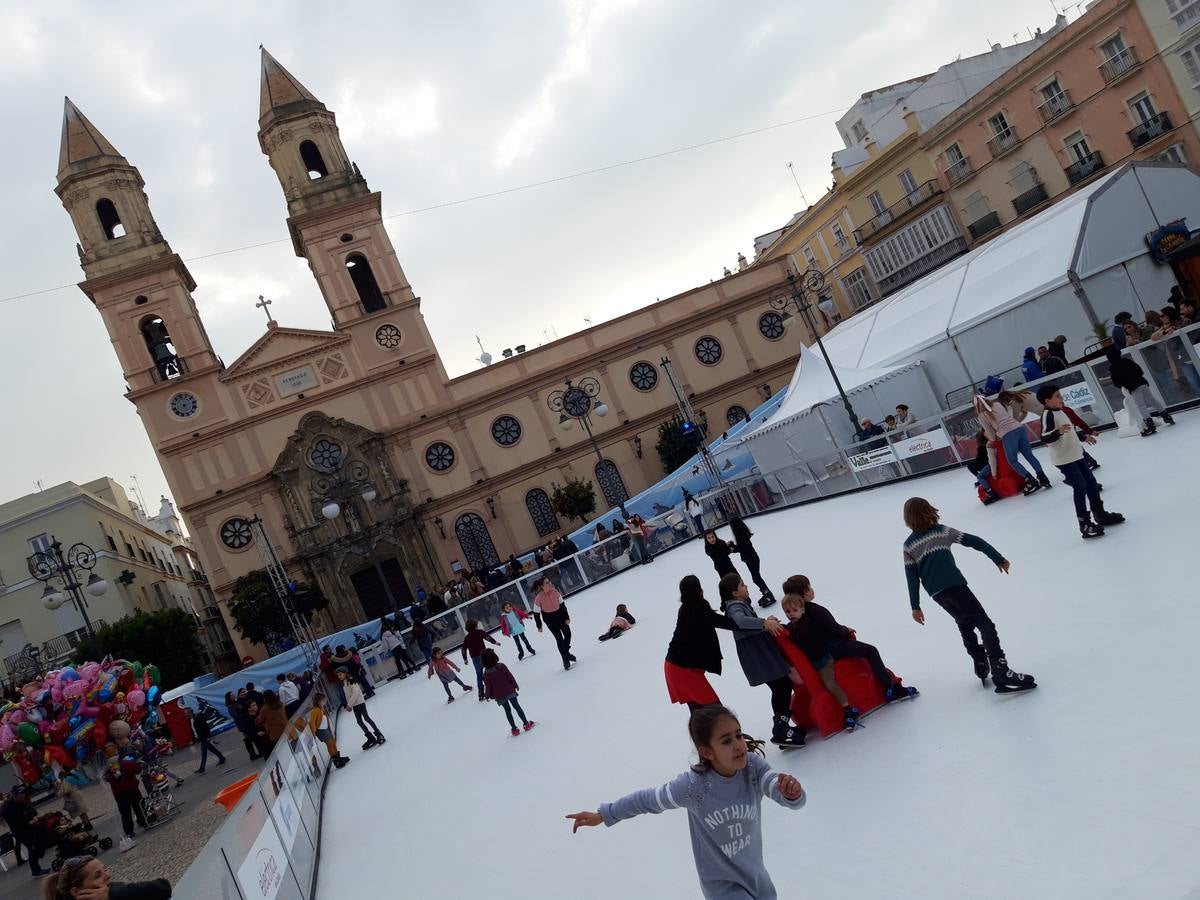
[902,497,1036,694]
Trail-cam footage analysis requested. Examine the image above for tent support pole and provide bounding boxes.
[1068,270,1101,330]
[948,336,975,388]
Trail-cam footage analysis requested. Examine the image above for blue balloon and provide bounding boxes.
[68,716,81,728]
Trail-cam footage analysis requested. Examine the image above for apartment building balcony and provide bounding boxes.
[967,211,1002,240]
[1065,151,1106,186]
[1099,46,1140,85]
[3,621,109,676]
[945,157,974,186]
[876,237,969,296]
[987,127,1020,160]
[852,180,943,245]
[1037,90,1074,124]
[1012,181,1050,216]
[1128,112,1174,149]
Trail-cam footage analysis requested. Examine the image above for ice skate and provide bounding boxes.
[1093,503,1125,527]
[362,737,378,751]
[973,655,990,686]
[1036,471,1052,489]
[477,692,487,702]
[770,715,806,749]
[446,696,454,704]
[1022,477,1041,495]
[843,706,862,732]
[1078,515,1105,539]
[1140,418,1157,437]
[757,589,776,608]
[886,683,919,703]
[568,653,577,662]
[510,726,520,736]
[523,721,537,732]
[981,488,1000,505]
[991,659,1036,694]
[462,685,473,693]
[374,733,386,744]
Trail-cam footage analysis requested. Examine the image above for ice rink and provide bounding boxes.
[319,414,1200,899]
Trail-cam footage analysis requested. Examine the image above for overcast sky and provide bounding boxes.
[0,0,1064,518]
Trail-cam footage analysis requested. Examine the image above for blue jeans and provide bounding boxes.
[197,737,226,771]
[471,655,485,693]
[497,694,528,729]
[1059,460,1101,518]
[974,464,992,490]
[1001,428,1043,480]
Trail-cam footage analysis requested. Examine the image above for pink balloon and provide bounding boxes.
[63,682,86,701]
[7,709,26,725]
[0,726,14,752]
[126,690,146,710]
[50,687,64,705]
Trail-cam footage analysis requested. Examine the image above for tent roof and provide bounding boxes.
[742,343,919,439]
[822,162,1198,369]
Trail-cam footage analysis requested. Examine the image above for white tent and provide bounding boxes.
[740,343,937,474]
[817,162,1200,400]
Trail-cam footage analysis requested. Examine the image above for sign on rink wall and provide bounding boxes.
[236,818,289,900]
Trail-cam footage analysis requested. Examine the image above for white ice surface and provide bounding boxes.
[319,413,1200,900]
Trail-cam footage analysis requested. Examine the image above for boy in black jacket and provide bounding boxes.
[1105,346,1175,436]
[781,575,916,729]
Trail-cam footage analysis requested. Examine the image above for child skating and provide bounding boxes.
[480,648,535,736]
[499,601,536,659]
[902,497,1035,693]
[1104,347,1175,436]
[308,692,348,768]
[1035,383,1125,540]
[729,516,776,607]
[566,704,805,900]
[462,618,501,700]
[428,646,474,702]
[337,667,386,749]
[780,575,916,730]
[598,603,636,641]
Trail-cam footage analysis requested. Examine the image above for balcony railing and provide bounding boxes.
[852,180,943,244]
[1012,181,1049,215]
[1128,111,1173,149]
[1037,91,1074,123]
[1065,151,1106,186]
[1099,46,1139,84]
[877,236,969,296]
[945,157,974,186]
[967,211,1002,240]
[149,354,189,383]
[986,127,1020,159]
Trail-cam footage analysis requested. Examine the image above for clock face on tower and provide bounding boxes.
[168,392,199,418]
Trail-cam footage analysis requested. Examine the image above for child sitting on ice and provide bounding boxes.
[780,576,915,730]
[598,604,636,641]
[965,430,999,505]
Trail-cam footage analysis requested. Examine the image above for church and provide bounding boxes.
[54,49,802,658]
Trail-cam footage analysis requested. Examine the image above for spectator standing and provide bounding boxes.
[276,673,300,715]
[256,691,289,752]
[1020,347,1043,382]
[683,489,704,535]
[1038,345,1065,375]
[103,743,148,852]
[189,705,227,774]
[1111,311,1134,349]
[894,404,914,430]
[1,787,40,871]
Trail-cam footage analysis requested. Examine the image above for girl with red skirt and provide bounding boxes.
[664,575,736,710]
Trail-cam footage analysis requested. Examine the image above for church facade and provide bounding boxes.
[55,50,805,658]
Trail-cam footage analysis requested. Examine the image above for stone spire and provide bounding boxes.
[259,46,325,125]
[57,97,125,178]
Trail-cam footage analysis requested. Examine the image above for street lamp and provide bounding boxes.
[769,265,862,435]
[27,537,106,637]
[547,376,629,519]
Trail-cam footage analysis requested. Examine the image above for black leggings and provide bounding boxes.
[741,552,770,595]
[829,639,891,690]
[115,788,147,838]
[933,585,1005,668]
[766,677,793,719]
[544,610,573,663]
[352,703,382,739]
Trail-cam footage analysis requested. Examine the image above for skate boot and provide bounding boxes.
[510,727,520,737]
[463,685,474,694]
[1140,418,1157,437]
[770,715,806,749]
[523,721,537,732]
[446,696,454,704]
[843,706,861,731]
[1022,477,1041,495]
[981,488,1000,505]
[1078,515,1105,540]
[1036,471,1052,490]
[1157,411,1175,426]
[1093,502,1125,527]
[886,683,919,703]
[990,659,1037,694]
[757,590,777,608]
[973,655,990,686]
[362,737,378,751]
[374,733,386,745]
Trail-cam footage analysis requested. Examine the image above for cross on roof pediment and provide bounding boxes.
[220,326,351,381]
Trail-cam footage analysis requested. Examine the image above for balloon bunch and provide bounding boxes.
[0,658,163,785]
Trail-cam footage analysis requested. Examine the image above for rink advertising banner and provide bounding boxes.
[847,445,897,471]
[236,819,289,900]
[890,429,952,460]
[1059,382,1096,409]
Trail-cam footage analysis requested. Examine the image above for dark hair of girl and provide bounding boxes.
[679,574,704,606]
[313,692,327,706]
[687,705,764,773]
[480,648,499,668]
[717,572,742,610]
[42,854,95,900]
[903,497,940,532]
[728,516,751,544]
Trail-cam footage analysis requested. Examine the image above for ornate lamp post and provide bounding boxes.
[27,537,108,637]
[547,376,629,519]
[769,266,862,435]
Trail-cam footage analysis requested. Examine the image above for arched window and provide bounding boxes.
[594,459,629,508]
[455,513,500,572]
[140,315,181,380]
[346,253,386,313]
[96,198,125,239]
[726,405,749,426]
[525,489,560,537]
[299,140,328,179]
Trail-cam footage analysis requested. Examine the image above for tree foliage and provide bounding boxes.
[227,570,328,651]
[551,478,597,523]
[656,418,699,474]
[72,608,205,691]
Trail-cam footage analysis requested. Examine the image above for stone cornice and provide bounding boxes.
[219,327,353,382]
[79,253,197,302]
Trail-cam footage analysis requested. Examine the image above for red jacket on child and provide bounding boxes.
[482,663,519,700]
[499,608,531,636]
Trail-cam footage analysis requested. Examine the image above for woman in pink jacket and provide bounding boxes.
[532,576,575,670]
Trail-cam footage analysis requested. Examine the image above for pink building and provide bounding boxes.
[923,0,1200,242]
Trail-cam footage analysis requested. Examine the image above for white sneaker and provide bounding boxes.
[119,836,137,853]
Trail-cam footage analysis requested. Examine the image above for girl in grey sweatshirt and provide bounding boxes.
[567,705,805,899]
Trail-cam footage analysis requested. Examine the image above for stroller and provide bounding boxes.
[140,761,182,828]
[36,811,113,872]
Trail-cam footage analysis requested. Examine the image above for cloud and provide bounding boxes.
[335,78,440,145]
